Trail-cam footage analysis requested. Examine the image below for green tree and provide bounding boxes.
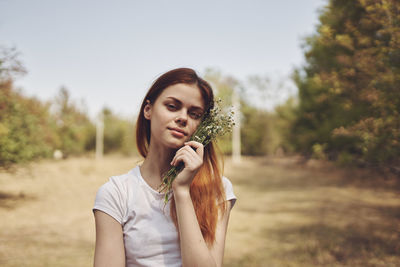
[0,46,26,80]
[274,97,298,154]
[292,0,400,166]
[102,107,136,155]
[0,47,56,165]
[204,68,275,156]
[52,87,95,156]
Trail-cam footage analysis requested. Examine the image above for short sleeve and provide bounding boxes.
[222,176,237,209]
[93,176,127,224]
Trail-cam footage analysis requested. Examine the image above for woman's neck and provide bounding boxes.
[140,141,177,184]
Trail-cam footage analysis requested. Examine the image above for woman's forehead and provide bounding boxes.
[159,83,205,108]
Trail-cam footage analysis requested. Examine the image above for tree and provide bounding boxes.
[0,47,55,166]
[0,46,26,81]
[292,0,400,167]
[101,107,136,155]
[51,87,95,156]
[204,68,274,156]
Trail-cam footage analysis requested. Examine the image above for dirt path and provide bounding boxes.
[0,155,399,266]
[224,157,400,266]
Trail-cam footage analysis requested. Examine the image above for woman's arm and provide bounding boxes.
[93,210,125,267]
[173,189,233,267]
[209,200,233,266]
[171,141,233,267]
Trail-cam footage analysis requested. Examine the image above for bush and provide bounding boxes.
[0,81,56,165]
[102,108,137,156]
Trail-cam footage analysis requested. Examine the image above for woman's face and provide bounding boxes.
[144,83,205,149]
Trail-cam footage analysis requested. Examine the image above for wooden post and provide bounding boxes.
[232,89,241,163]
[96,111,104,160]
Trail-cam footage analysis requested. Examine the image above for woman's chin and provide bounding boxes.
[168,134,189,145]
[165,139,185,149]
[172,143,185,149]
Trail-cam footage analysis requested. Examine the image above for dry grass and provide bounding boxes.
[224,157,400,267]
[0,154,142,267]
[0,155,399,266]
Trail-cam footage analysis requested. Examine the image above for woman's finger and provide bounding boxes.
[171,151,192,167]
[183,141,204,158]
[171,149,199,167]
[181,145,200,157]
[172,143,202,163]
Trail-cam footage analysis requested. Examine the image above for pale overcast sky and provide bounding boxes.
[0,0,326,118]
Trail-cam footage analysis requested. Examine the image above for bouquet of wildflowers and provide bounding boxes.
[158,99,235,203]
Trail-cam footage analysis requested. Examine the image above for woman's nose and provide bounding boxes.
[175,110,188,125]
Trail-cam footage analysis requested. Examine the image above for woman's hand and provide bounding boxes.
[170,141,204,192]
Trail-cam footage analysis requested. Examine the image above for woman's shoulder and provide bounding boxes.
[95,166,141,199]
[105,165,140,185]
[93,165,141,224]
[221,175,237,208]
[221,175,233,187]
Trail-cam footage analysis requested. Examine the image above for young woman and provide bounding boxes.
[93,68,237,267]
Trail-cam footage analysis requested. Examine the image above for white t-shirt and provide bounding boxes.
[93,165,237,267]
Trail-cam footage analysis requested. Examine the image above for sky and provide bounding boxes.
[0,0,326,119]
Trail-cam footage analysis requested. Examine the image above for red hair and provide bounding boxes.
[136,68,226,246]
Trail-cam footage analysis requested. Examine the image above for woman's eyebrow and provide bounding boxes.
[166,97,204,112]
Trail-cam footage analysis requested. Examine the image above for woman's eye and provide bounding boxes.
[167,104,176,109]
[190,112,202,119]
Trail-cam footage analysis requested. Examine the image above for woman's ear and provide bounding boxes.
[143,100,152,120]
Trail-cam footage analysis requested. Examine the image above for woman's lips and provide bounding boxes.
[169,128,186,138]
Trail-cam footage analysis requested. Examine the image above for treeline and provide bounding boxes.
[288,0,399,168]
[1,0,399,169]
[0,48,136,166]
[203,69,289,157]
[204,0,400,170]
[0,49,288,167]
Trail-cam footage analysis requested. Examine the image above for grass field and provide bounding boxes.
[0,155,399,266]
